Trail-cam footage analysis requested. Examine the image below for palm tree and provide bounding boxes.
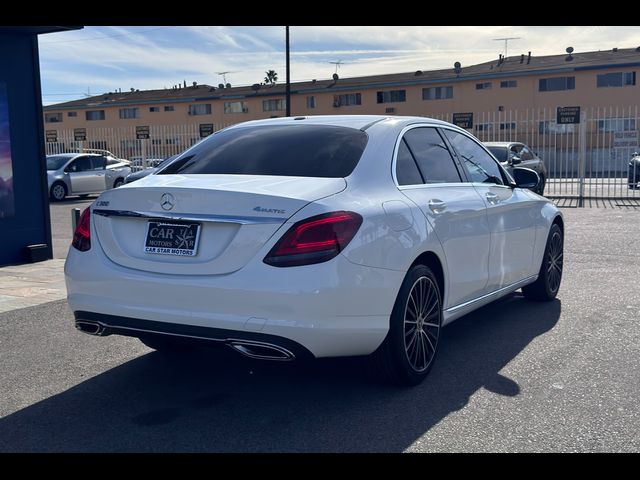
[264,70,278,85]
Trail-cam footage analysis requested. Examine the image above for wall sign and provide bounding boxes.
[557,106,581,124]
[136,125,150,140]
[74,127,86,141]
[45,129,57,143]
[199,123,214,138]
[452,112,473,129]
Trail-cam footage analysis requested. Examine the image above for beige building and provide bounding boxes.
[42,47,640,159]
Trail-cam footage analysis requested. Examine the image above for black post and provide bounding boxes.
[285,26,291,117]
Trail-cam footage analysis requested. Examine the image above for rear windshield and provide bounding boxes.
[486,146,508,162]
[158,124,368,178]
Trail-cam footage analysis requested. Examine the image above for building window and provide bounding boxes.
[68,111,78,117]
[476,82,492,90]
[597,118,637,132]
[164,106,175,112]
[263,99,285,112]
[538,121,576,134]
[422,86,453,100]
[499,122,516,130]
[500,80,517,88]
[149,106,160,112]
[188,104,211,116]
[45,112,63,123]
[597,72,636,88]
[119,108,139,119]
[334,93,362,107]
[85,110,105,121]
[224,101,248,114]
[539,76,575,92]
[475,123,493,132]
[377,90,406,103]
[306,96,316,109]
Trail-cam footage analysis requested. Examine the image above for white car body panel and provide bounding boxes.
[65,115,563,359]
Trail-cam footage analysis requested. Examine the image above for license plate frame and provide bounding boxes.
[143,221,201,257]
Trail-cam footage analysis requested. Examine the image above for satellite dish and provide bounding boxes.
[225,83,231,88]
[218,83,225,89]
[332,73,339,81]
[454,61,462,74]
[566,47,574,54]
[251,83,261,91]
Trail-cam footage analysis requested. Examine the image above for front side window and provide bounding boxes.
[403,128,461,184]
[159,125,367,178]
[67,156,93,172]
[443,130,504,185]
[486,146,508,162]
[519,146,535,161]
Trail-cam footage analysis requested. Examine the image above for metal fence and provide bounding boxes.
[44,108,640,199]
[431,106,640,200]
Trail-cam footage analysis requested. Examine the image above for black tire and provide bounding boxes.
[139,335,194,353]
[50,182,67,201]
[522,223,563,301]
[369,264,442,386]
[113,178,124,189]
[79,194,90,198]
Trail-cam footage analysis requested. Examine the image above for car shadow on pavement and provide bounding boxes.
[0,294,560,452]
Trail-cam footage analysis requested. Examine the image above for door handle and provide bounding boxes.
[428,199,447,214]
[485,192,500,205]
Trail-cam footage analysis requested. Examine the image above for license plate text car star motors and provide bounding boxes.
[144,221,201,256]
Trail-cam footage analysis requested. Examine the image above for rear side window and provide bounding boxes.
[403,128,461,183]
[395,139,424,185]
[159,124,368,178]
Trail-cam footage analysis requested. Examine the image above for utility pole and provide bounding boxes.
[285,26,291,117]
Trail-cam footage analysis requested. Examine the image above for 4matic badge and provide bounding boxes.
[253,206,286,214]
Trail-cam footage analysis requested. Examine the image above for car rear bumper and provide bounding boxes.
[64,246,404,358]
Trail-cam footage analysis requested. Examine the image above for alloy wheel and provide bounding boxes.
[403,276,440,372]
[547,231,563,293]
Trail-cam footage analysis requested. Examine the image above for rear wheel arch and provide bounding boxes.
[552,214,564,233]
[409,251,445,303]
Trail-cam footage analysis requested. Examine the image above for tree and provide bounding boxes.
[264,70,278,85]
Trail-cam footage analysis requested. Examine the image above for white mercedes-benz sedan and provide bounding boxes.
[65,115,564,386]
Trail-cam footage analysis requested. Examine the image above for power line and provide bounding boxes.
[39,27,169,45]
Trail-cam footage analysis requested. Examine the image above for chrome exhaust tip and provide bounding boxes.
[75,320,107,336]
[228,341,295,361]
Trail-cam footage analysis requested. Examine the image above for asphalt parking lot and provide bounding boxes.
[0,201,638,452]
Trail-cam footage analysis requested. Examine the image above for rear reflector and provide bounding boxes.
[72,207,91,252]
[264,211,362,267]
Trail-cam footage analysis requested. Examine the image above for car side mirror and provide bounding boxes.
[512,167,540,191]
[510,155,522,165]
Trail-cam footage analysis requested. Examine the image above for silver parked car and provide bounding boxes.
[46,153,132,201]
[484,142,548,195]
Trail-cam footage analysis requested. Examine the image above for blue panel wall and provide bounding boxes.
[0,32,52,265]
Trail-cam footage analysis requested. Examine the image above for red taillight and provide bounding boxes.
[264,211,362,267]
[72,207,91,252]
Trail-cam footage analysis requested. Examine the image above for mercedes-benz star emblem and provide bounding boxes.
[160,193,175,211]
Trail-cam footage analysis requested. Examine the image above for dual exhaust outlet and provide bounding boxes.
[75,320,295,361]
